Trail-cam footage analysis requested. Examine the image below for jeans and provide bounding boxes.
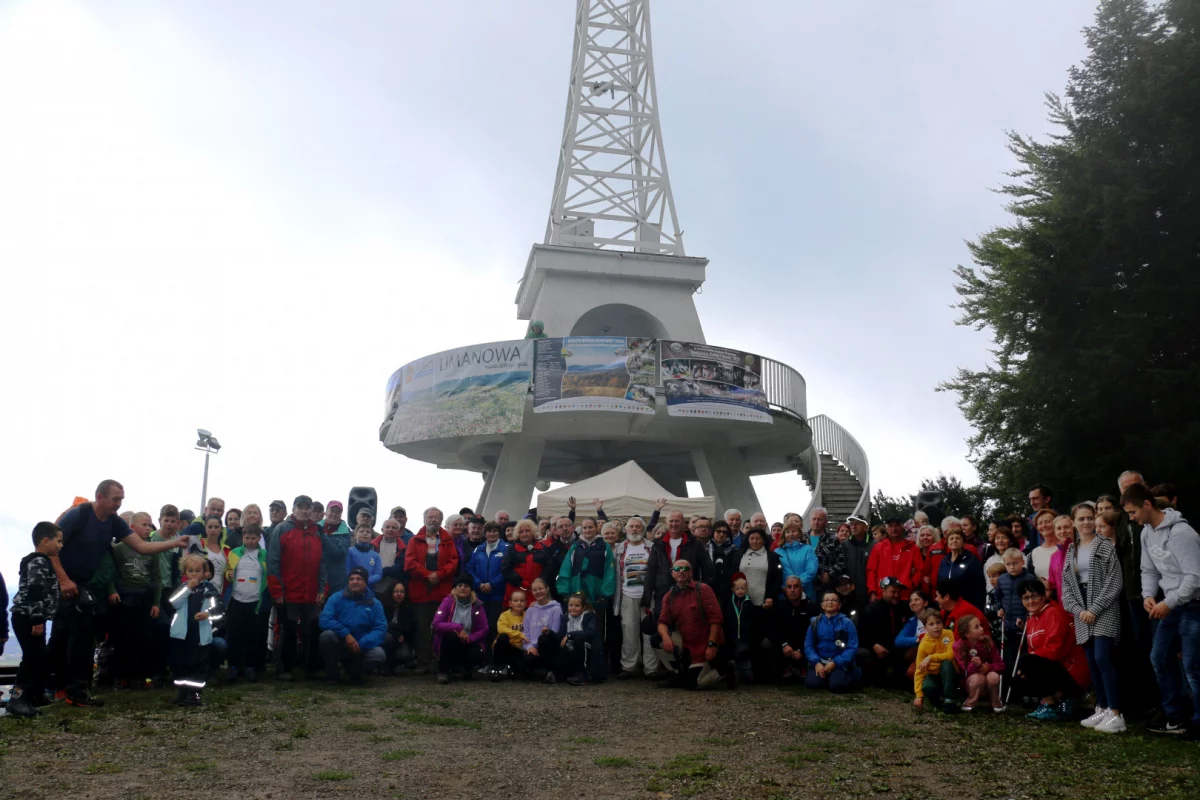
[1084,636,1120,710]
[48,602,96,696]
[1149,602,1200,724]
[805,663,859,693]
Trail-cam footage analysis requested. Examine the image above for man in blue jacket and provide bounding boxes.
[467,521,508,670]
[318,567,387,684]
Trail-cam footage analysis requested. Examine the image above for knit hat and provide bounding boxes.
[453,574,473,588]
[348,566,369,581]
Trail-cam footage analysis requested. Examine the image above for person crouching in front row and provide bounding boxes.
[318,566,388,684]
[655,559,735,690]
[803,591,860,693]
[552,593,608,686]
[168,554,225,707]
[491,589,529,680]
[432,575,489,684]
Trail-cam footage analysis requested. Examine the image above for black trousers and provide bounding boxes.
[437,634,484,673]
[493,636,525,670]
[603,607,622,672]
[280,602,318,673]
[48,603,96,696]
[170,624,210,689]
[227,599,270,672]
[1016,653,1081,701]
[856,647,906,687]
[111,598,153,682]
[383,634,414,671]
[12,616,48,695]
[483,601,504,665]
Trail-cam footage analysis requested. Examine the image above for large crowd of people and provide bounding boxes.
[0,474,1196,742]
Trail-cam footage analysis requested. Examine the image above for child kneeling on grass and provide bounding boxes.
[913,609,956,712]
[491,589,529,679]
[954,614,1005,712]
[552,593,606,686]
[169,554,225,707]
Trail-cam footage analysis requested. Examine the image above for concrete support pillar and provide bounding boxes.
[476,470,494,516]
[480,436,546,520]
[650,475,688,498]
[691,446,761,516]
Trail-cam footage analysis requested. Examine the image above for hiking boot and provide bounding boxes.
[544,672,557,685]
[5,694,39,719]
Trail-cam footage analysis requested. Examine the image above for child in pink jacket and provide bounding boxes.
[952,614,1005,711]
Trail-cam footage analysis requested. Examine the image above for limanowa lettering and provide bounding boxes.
[441,345,525,371]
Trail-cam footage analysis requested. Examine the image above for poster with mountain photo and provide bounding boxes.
[660,340,771,423]
[533,337,658,414]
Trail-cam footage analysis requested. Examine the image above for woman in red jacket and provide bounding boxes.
[501,519,545,606]
[1015,577,1090,721]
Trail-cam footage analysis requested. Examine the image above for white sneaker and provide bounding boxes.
[1096,712,1127,734]
[1080,708,1110,728]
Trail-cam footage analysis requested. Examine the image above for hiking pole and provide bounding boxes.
[1004,621,1027,706]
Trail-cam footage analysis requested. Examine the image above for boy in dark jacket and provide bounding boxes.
[724,573,762,684]
[6,522,63,718]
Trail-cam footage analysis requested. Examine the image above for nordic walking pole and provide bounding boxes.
[1004,620,1027,706]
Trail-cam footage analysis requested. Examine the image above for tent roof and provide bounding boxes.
[536,460,716,519]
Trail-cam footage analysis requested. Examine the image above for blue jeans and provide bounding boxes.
[1149,603,1200,723]
[1084,636,1119,710]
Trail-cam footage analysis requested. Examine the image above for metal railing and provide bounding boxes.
[801,413,870,521]
[759,356,808,421]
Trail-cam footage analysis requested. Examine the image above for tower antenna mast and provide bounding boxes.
[545,0,685,255]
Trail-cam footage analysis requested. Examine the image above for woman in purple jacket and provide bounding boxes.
[432,575,489,684]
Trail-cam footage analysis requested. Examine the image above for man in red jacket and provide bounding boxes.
[267,495,327,681]
[866,518,919,602]
[934,580,984,641]
[403,507,460,670]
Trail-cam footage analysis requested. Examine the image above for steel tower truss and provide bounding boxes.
[545,0,685,255]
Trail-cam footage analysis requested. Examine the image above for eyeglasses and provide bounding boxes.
[672,566,691,573]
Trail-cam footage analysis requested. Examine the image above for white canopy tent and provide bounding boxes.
[535,460,716,520]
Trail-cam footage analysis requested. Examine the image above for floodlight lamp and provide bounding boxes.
[197,428,212,439]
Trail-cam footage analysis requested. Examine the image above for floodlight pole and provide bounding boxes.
[200,446,212,512]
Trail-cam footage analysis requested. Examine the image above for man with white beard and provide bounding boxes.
[613,516,664,679]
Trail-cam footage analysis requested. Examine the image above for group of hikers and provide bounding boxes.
[1,473,1197,743]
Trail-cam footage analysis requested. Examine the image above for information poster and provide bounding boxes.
[384,340,532,445]
[533,337,657,414]
[660,340,771,423]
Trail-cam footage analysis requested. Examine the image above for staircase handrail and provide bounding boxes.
[802,414,870,521]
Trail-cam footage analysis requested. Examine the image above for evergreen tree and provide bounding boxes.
[943,0,1200,508]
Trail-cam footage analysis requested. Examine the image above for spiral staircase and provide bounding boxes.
[797,414,870,526]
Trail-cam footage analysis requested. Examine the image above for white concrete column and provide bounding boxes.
[691,446,761,516]
[480,436,546,519]
[476,470,494,516]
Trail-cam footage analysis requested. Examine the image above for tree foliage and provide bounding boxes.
[942,0,1200,507]
[871,474,997,527]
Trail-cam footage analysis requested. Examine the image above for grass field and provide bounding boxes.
[0,678,1195,799]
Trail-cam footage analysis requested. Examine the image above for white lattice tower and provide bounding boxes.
[545,0,685,255]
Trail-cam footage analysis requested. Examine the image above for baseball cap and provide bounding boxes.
[884,515,905,525]
[293,495,313,508]
[880,576,907,590]
[327,500,344,511]
[846,515,866,526]
[269,500,286,511]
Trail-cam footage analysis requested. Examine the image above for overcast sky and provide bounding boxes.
[0,0,1098,588]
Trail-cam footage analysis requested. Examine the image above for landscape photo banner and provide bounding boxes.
[384,340,532,445]
[660,340,771,423]
[533,336,658,414]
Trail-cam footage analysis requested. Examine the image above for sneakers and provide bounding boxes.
[1027,703,1059,722]
[1095,712,1126,734]
[1057,698,1079,720]
[1146,718,1188,735]
[992,704,1006,713]
[616,670,640,681]
[566,673,589,686]
[544,672,557,685]
[435,673,450,685]
[65,693,105,708]
[960,705,974,712]
[490,666,510,682]
[1081,708,1110,729]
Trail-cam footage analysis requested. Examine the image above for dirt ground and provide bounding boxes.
[0,675,1196,800]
